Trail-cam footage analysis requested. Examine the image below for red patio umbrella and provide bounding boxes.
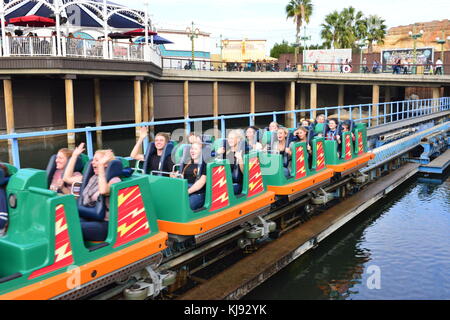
[9,15,55,28]
[123,28,157,37]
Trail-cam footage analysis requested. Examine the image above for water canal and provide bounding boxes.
[244,174,450,300]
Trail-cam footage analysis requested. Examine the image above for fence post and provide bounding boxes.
[143,135,149,155]
[221,116,226,139]
[29,37,33,56]
[359,105,362,123]
[407,100,410,119]
[62,37,67,57]
[85,129,94,159]
[11,137,20,169]
[293,111,297,129]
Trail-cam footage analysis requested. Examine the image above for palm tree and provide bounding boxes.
[320,11,340,49]
[364,15,387,53]
[335,7,365,49]
[286,0,313,63]
[320,7,367,49]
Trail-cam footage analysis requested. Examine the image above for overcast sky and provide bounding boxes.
[116,0,450,54]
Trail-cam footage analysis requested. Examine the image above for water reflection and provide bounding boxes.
[244,176,450,300]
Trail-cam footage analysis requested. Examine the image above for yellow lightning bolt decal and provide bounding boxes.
[249,159,255,170]
[55,218,67,235]
[317,155,324,167]
[249,182,263,191]
[213,192,229,204]
[118,186,139,207]
[346,137,352,157]
[213,177,227,188]
[119,207,146,222]
[117,217,144,237]
[128,222,149,237]
[54,243,72,263]
[215,166,225,174]
[297,167,306,174]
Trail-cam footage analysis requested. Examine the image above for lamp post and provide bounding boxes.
[435,32,450,74]
[144,1,149,46]
[408,27,424,74]
[186,21,200,70]
[300,26,311,50]
[356,40,366,73]
[216,34,225,71]
[299,31,311,71]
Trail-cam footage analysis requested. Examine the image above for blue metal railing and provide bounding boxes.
[1,97,449,169]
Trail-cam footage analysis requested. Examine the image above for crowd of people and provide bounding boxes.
[0,114,355,242]
[389,57,444,75]
[173,56,446,75]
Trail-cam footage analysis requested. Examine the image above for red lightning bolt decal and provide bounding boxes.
[345,134,352,160]
[358,132,364,155]
[296,146,307,180]
[247,157,264,198]
[210,166,229,211]
[316,141,325,171]
[114,186,150,248]
[29,205,74,279]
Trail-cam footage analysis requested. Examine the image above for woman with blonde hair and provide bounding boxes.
[64,143,121,241]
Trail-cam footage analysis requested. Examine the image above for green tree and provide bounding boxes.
[320,6,367,49]
[320,10,341,49]
[270,41,324,59]
[364,15,387,53]
[270,40,296,58]
[286,0,313,63]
